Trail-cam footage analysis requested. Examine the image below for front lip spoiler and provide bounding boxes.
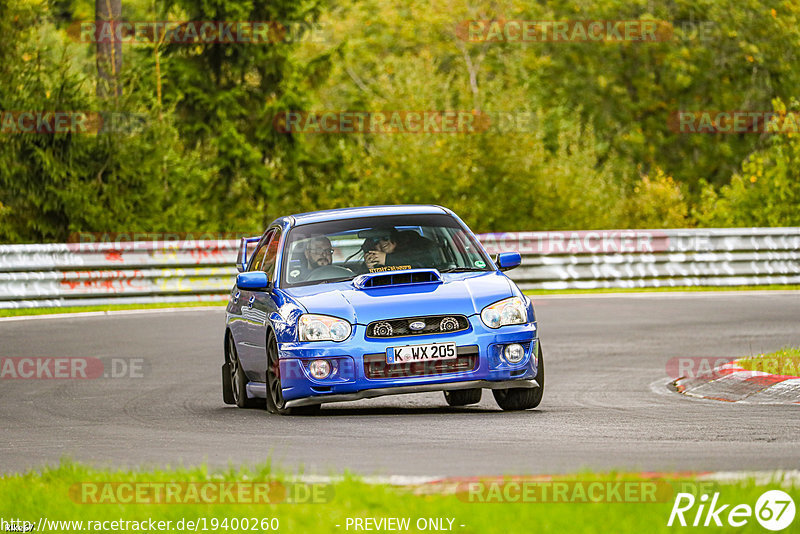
[283,379,539,408]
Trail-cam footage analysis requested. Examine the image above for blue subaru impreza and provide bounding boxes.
[222,205,543,415]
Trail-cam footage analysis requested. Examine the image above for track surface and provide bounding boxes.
[2,292,799,476]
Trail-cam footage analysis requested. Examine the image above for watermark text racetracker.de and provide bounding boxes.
[477,230,716,255]
[665,357,734,380]
[273,110,581,135]
[0,357,147,380]
[66,20,332,44]
[67,231,253,251]
[274,111,491,134]
[669,110,800,134]
[0,111,146,135]
[455,19,715,43]
[457,19,669,42]
[449,478,725,505]
[455,479,677,503]
[70,481,331,505]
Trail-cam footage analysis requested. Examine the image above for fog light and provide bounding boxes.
[504,343,525,364]
[309,359,331,379]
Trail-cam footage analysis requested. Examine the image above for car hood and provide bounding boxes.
[283,272,516,324]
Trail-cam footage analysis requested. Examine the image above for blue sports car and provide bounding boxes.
[222,205,543,415]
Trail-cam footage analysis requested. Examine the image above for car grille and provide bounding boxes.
[366,314,470,338]
[363,345,479,379]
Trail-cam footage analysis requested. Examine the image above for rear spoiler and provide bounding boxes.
[236,236,261,272]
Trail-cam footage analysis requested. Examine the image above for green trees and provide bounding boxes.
[297,0,800,230]
[1,0,798,243]
[0,0,212,241]
[156,0,328,230]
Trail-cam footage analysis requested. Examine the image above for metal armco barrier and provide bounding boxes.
[0,240,239,309]
[0,228,798,308]
[479,227,800,290]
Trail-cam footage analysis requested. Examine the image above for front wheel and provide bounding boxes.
[266,331,320,416]
[493,344,544,411]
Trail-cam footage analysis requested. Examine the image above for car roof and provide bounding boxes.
[288,205,450,226]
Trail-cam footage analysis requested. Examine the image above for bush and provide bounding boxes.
[695,102,800,227]
[621,169,690,228]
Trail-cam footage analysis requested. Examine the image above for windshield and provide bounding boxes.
[281,214,492,287]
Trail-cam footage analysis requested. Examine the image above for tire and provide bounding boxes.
[493,343,544,411]
[226,333,262,409]
[266,330,321,416]
[222,362,235,405]
[444,388,482,406]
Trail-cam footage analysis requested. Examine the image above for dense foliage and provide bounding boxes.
[1,0,799,242]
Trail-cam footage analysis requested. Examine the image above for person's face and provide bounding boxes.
[376,235,396,254]
[306,239,333,267]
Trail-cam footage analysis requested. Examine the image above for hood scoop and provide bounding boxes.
[353,268,443,290]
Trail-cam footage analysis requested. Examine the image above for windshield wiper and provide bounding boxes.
[440,267,487,273]
[318,276,356,284]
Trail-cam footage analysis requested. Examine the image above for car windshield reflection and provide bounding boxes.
[281,213,492,287]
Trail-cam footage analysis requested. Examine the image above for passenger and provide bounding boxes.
[364,229,433,270]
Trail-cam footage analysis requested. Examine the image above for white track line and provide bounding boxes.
[530,290,800,300]
[0,306,225,322]
[290,470,800,487]
[2,290,798,322]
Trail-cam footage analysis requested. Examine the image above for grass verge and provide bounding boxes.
[0,461,797,533]
[524,284,800,296]
[0,301,227,318]
[738,346,800,377]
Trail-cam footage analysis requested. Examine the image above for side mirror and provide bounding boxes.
[237,236,261,273]
[236,271,271,291]
[496,252,522,272]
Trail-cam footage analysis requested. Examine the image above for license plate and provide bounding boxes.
[387,342,457,364]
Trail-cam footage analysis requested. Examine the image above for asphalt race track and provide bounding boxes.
[2,292,799,477]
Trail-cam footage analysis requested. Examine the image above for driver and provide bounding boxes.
[287,236,344,282]
[304,236,334,270]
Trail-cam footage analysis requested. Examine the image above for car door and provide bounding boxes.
[238,228,282,381]
[228,236,265,361]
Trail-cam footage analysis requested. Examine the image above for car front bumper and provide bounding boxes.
[282,378,539,408]
[273,317,539,407]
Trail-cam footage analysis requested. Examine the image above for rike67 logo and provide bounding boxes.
[668,490,795,531]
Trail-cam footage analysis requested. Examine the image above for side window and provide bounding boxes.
[247,230,274,272]
[261,228,282,282]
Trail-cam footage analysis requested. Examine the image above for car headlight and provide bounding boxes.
[298,314,352,342]
[481,297,528,328]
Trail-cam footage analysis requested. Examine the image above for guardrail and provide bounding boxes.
[0,227,798,308]
[479,227,800,290]
[0,241,239,309]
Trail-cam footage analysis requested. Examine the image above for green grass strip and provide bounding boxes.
[738,346,800,377]
[0,301,227,318]
[524,284,800,296]
[0,461,797,533]
[4,285,799,318]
